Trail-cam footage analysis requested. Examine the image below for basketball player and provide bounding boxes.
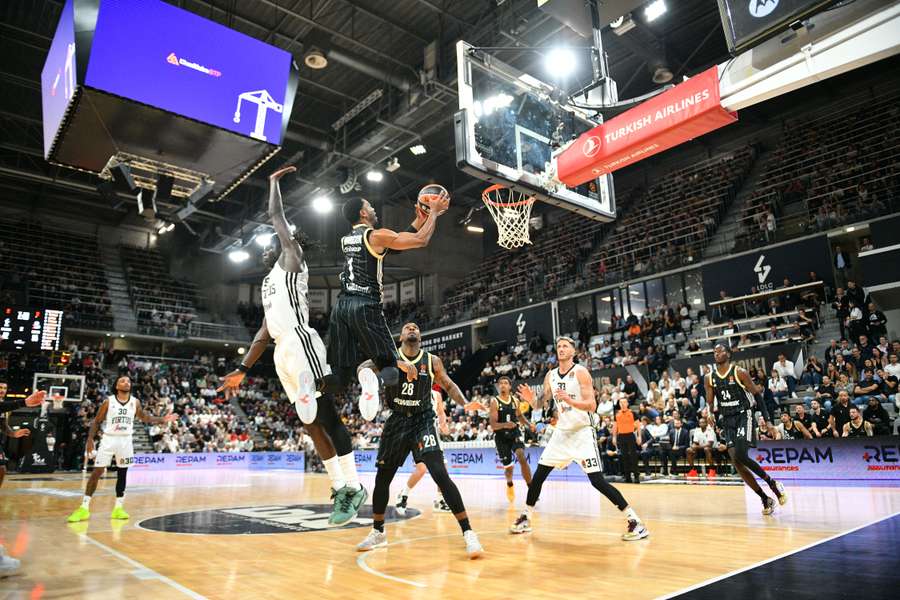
[842,406,874,437]
[395,387,452,515]
[489,376,533,501]
[356,322,483,558]
[219,165,367,525]
[0,385,44,576]
[329,193,448,420]
[511,337,648,541]
[704,344,786,515]
[67,376,176,522]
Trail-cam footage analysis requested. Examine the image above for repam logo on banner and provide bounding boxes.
[216,454,246,466]
[862,443,900,471]
[449,451,484,469]
[755,445,834,471]
[132,455,167,468]
[176,454,207,467]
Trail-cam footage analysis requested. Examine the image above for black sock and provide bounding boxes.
[506,481,513,487]
[457,518,471,533]
[374,520,385,532]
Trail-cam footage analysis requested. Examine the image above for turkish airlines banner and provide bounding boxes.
[557,67,737,185]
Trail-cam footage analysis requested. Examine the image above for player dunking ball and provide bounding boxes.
[329,191,449,420]
[511,337,648,540]
[218,165,367,525]
[67,376,176,522]
[356,322,483,558]
[705,343,786,515]
[489,376,533,502]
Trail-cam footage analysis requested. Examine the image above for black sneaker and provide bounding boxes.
[762,496,776,515]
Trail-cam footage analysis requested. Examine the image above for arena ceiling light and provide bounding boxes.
[312,195,333,214]
[366,170,384,182]
[409,144,427,156]
[545,48,576,78]
[644,0,667,22]
[157,222,175,235]
[228,248,250,263]
[466,225,484,234]
[254,232,273,247]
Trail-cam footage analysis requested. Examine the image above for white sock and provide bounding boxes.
[624,507,640,522]
[338,453,361,490]
[400,485,410,497]
[82,495,92,509]
[522,505,533,517]
[115,496,125,508]
[322,456,345,491]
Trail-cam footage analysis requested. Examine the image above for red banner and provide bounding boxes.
[557,67,738,185]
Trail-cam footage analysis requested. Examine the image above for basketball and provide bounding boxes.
[417,183,450,214]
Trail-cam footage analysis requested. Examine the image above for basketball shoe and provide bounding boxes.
[622,519,649,541]
[67,506,90,523]
[762,496,777,515]
[356,529,388,552]
[395,491,409,517]
[433,498,451,512]
[509,514,532,534]
[358,367,381,421]
[464,530,484,559]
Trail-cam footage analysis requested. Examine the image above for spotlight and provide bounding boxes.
[304,49,328,70]
[644,0,667,22]
[312,195,333,214]
[466,225,484,234]
[545,48,576,78]
[136,190,157,220]
[366,170,384,182]
[254,232,273,247]
[228,249,250,263]
[386,157,400,173]
[409,144,427,156]
[237,347,247,355]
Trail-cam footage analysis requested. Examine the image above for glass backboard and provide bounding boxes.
[454,40,616,222]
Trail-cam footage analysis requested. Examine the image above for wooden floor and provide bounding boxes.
[1,469,899,599]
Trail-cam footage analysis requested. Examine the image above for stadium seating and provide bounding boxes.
[120,246,199,336]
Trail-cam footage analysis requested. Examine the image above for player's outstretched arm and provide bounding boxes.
[432,356,468,408]
[267,165,303,270]
[368,198,447,252]
[219,319,272,398]
[136,399,178,426]
[85,399,109,456]
[0,390,46,413]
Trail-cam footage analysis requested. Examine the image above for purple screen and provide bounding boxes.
[85,0,292,144]
[41,0,77,158]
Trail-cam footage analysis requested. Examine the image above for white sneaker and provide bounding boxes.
[762,496,776,515]
[464,530,484,559]
[0,553,21,578]
[395,492,409,517]
[510,513,532,534]
[433,498,451,513]
[622,519,649,541]
[774,480,787,505]
[294,372,318,424]
[358,367,381,421]
[356,529,388,552]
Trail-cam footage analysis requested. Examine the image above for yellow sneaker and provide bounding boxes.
[110,506,130,520]
[505,484,515,502]
[67,506,90,523]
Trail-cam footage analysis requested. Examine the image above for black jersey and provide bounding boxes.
[494,395,519,436]
[339,224,383,300]
[709,364,755,417]
[847,420,868,438]
[782,422,805,440]
[386,350,434,414]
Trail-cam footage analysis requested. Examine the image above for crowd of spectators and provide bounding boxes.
[121,245,200,336]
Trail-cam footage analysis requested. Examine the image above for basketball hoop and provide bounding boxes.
[481,184,536,249]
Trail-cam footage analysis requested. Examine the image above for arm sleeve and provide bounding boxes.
[0,399,25,413]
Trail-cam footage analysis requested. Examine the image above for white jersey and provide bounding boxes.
[262,260,309,345]
[549,364,594,431]
[104,395,136,437]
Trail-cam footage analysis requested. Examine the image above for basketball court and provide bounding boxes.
[2,471,899,598]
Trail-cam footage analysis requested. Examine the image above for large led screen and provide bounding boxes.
[41,0,77,158]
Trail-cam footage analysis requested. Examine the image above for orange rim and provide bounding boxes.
[481,183,535,207]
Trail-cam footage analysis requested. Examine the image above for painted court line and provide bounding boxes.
[80,534,208,600]
[656,510,900,599]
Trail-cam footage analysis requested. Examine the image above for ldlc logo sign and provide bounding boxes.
[749,0,779,18]
[754,254,773,289]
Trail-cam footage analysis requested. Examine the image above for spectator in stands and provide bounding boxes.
[677,396,697,429]
[863,396,891,436]
[824,339,841,365]
[773,353,798,397]
[842,406,874,437]
[853,368,882,407]
[846,280,866,310]
[866,302,888,340]
[832,288,850,340]
[757,415,781,441]
[778,411,812,440]
[878,367,898,411]
[829,390,853,437]
[794,404,812,432]
[686,418,717,478]
[812,375,835,411]
[886,353,900,379]
[801,356,824,386]
[768,368,789,407]
[645,416,668,475]
[622,374,640,403]
[663,418,690,476]
[833,246,852,287]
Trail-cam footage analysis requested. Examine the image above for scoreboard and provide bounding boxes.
[0,307,65,352]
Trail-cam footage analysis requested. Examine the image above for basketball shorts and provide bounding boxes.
[538,426,602,474]
[95,434,134,468]
[720,410,756,453]
[274,329,331,406]
[376,410,442,470]
[495,433,524,468]
[327,294,397,373]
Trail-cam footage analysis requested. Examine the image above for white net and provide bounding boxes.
[481,185,536,249]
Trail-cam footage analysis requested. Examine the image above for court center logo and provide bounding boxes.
[749,0,779,18]
[139,504,419,535]
[582,136,602,158]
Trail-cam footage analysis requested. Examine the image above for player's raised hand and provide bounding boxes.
[163,413,178,423]
[516,384,535,405]
[24,390,46,407]
[217,370,246,399]
[269,165,296,181]
[430,191,450,216]
[399,361,417,382]
[10,428,30,438]
[463,401,486,412]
